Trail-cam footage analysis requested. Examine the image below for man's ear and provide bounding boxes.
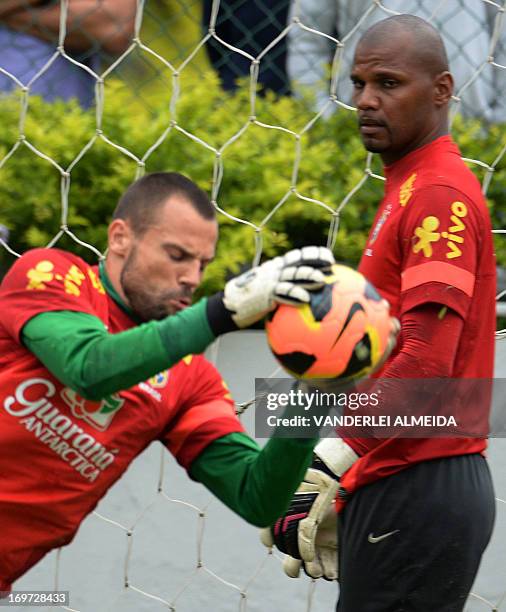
[434,71,453,107]
[108,218,132,257]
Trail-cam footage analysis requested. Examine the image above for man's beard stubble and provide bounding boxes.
[120,247,190,322]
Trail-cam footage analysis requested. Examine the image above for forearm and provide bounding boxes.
[381,304,463,380]
[350,303,464,449]
[22,300,216,400]
[190,432,317,527]
[3,0,136,54]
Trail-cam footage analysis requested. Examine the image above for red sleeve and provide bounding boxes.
[340,304,469,497]
[397,185,481,318]
[160,356,245,470]
[0,248,105,341]
[345,303,464,458]
[382,303,464,379]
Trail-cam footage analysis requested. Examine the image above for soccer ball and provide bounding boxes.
[265,264,397,380]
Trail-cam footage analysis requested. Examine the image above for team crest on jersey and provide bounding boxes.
[60,387,125,431]
[148,370,170,388]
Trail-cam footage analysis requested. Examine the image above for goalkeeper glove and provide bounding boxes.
[206,246,335,334]
[260,437,358,581]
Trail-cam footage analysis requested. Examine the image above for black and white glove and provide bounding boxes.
[206,246,335,334]
[260,438,358,581]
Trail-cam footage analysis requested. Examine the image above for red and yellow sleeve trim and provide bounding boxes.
[401,261,475,297]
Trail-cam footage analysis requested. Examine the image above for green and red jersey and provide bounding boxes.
[0,249,244,586]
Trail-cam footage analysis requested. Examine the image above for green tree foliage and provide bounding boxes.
[0,76,504,299]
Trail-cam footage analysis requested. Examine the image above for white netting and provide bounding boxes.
[1,0,505,610]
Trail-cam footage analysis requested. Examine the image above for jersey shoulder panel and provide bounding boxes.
[0,248,107,342]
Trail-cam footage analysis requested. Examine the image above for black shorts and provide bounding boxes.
[337,454,496,612]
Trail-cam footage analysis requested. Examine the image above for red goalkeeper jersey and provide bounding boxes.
[340,135,496,495]
[0,248,244,587]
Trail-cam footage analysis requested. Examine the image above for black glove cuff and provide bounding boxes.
[206,292,239,336]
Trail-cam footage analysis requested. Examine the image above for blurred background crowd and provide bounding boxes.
[0,0,504,122]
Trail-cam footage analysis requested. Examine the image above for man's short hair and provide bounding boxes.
[112,172,215,234]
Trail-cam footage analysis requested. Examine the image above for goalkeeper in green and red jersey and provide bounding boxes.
[0,171,353,590]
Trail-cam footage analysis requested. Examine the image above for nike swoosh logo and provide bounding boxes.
[367,529,400,543]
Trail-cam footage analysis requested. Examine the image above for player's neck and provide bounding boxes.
[104,255,130,306]
[381,119,449,166]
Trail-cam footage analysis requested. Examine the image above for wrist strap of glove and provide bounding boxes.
[314,438,359,477]
[206,293,239,336]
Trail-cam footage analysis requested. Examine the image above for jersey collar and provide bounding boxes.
[98,260,143,324]
[384,135,456,182]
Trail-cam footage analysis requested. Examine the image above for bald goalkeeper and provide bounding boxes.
[265,15,496,612]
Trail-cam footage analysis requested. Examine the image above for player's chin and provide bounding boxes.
[361,137,389,153]
[133,301,174,322]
